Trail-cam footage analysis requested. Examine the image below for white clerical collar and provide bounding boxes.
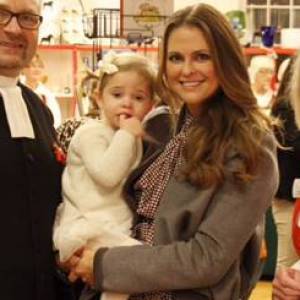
[0,75,18,87]
[0,75,35,139]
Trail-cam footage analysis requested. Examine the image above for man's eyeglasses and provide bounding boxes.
[0,9,43,30]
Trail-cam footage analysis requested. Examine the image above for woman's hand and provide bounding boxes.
[272,267,300,300]
[56,247,84,282]
[72,248,96,286]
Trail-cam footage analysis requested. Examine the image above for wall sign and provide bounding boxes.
[122,0,173,37]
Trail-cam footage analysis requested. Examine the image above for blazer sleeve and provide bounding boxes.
[93,133,279,294]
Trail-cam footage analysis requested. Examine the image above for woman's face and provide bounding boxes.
[166,25,219,116]
[254,68,274,89]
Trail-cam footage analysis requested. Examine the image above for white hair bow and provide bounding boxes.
[97,51,119,76]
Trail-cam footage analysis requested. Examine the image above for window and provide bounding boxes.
[294,9,300,26]
[271,0,289,4]
[270,8,290,27]
[247,0,300,34]
[253,8,267,30]
[248,0,267,4]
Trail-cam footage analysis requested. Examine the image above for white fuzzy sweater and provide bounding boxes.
[54,119,142,262]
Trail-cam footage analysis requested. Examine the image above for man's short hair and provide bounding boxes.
[35,0,42,12]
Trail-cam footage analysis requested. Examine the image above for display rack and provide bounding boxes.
[82,8,168,69]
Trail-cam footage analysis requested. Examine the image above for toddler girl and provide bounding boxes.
[53,51,158,300]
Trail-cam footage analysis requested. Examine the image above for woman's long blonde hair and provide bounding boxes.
[291,51,300,129]
[157,4,273,188]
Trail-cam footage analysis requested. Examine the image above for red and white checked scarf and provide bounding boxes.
[130,115,193,300]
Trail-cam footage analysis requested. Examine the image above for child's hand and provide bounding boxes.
[119,114,144,137]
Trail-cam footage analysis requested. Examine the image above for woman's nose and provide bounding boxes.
[182,60,195,76]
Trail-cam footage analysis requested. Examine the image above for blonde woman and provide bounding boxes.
[273,52,300,299]
[292,52,300,129]
[248,54,276,115]
[271,58,300,270]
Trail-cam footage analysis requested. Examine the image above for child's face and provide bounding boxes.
[98,70,153,129]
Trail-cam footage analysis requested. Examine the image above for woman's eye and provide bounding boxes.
[168,54,183,63]
[196,53,211,62]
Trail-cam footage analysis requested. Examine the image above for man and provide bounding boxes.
[0,0,65,299]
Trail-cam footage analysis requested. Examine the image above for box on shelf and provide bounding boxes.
[281,28,300,49]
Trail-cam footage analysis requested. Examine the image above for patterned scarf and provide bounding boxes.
[129,114,193,300]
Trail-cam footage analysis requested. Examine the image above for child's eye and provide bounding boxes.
[135,95,145,101]
[112,92,122,98]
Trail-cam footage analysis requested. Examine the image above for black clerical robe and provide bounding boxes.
[0,83,63,300]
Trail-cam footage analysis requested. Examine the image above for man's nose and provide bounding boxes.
[4,16,22,34]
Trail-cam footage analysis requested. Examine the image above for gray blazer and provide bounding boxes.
[93,132,278,300]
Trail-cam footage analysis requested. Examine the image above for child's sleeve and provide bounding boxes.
[71,124,140,188]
